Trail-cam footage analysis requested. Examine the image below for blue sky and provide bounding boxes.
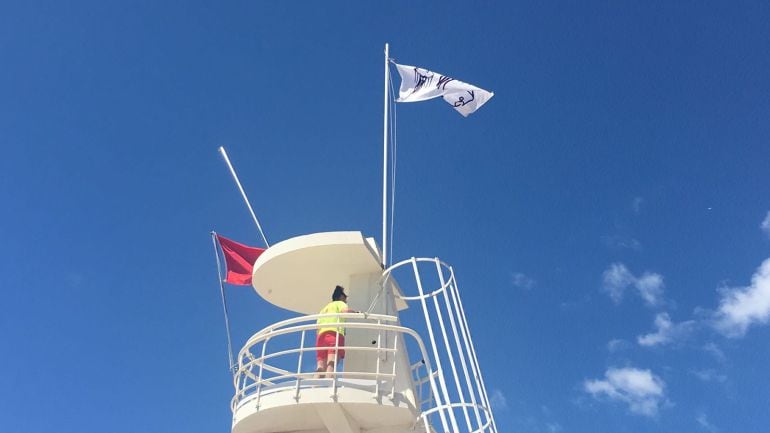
[1,2,769,433]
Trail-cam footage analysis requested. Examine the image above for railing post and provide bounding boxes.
[435,259,476,432]
[255,337,269,410]
[294,330,306,401]
[451,270,497,433]
[412,258,455,433]
[331,327,340,399]
[374,318,382,398]
[390,332,399,400]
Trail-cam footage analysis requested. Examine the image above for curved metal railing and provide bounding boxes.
[232,256,498,433]
[383,257,498,433]
[231,312,436,413]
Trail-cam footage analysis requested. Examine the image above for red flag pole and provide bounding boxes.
[211,231,236,372]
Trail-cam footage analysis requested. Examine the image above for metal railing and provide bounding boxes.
[383,257,498,433]
[231,312,435,413]
[232,256,498,433]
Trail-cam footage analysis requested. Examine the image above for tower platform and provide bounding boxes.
[233,379,419,433]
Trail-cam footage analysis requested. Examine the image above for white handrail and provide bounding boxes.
[232,256,498,433]
[231,314,437,413]
[383,257,498,433]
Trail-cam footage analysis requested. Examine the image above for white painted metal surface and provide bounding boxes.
[233,232,497,433]
[250,231,407,314]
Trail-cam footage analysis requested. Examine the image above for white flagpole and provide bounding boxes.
[382,43,390,266]
[211,231,236,372]
[218,146,270,247]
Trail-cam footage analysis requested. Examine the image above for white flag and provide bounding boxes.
[394,62,494,117]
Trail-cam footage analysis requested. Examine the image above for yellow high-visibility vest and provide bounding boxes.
[317,300,348,335]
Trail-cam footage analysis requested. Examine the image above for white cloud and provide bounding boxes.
[601,263,665,306]
[636,273,665,307]
[761,211,770,238]
[602,263,635,304]
[637,312,696,347]
[632,196,644,214]
[584,367,666,417]
[511,272,535,290]
[489,388,508,411]
[546,422,563,433]
[696,412,718,432]
[713,258,770,337]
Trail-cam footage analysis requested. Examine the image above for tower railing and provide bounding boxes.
[231,313,435,413]
[383,257,498,433]
[232,256,498,433]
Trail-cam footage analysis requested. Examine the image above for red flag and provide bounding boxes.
[216,234,265,285]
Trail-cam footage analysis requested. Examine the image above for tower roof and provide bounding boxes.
[251,231,386,314]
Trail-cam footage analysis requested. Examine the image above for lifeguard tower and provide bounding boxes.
[229,231,499,433]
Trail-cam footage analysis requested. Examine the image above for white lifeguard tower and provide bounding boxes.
[229,231,499,433]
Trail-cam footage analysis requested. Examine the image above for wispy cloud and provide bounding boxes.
[702,342,726,364]
[511,272,536,291]
[637,312,696,347]
[632,196,644,214]
[761,211,770,238]
[583,367,667,417]
[607,338,629,353]
[602,263,665,307]
[489,388,509,411]
[713,258,770,337]
[601,235,642,251]
[696,412,718,432]
[690,369,727,384]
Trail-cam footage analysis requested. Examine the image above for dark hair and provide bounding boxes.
[332,285,347,301]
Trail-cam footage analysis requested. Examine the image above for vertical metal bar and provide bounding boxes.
[332,329,340,398]
[411,258,452,433]
[382,43,390,266]
[448,276,487,430]
[442,267,484,430]
[452,270,498,433]
[434,259,475,432]
[211,232,236,372]
[255,338,269,410]
[389,332,399,400]
[374,319,382,397]
[295,329,306,400]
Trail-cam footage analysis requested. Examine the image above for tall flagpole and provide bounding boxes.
[211,231,236,372]
[382,42,390,266]
[218,146,270,247]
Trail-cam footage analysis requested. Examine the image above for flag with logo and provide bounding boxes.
[394,62,494,117]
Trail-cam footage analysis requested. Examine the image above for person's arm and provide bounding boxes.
[342,302,360,314]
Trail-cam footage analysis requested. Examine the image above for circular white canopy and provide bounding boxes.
[251,231,384,314]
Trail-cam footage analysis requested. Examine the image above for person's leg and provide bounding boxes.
[315,357,326,378]
[325,334,344,376]
[315,332,328,378]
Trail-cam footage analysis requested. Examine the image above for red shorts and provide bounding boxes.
[316,331,345,361]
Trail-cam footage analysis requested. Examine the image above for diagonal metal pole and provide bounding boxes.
[218,146,270,247]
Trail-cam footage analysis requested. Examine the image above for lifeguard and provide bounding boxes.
[315,285,356,378]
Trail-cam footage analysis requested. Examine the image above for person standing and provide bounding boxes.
[316,285,356,378]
